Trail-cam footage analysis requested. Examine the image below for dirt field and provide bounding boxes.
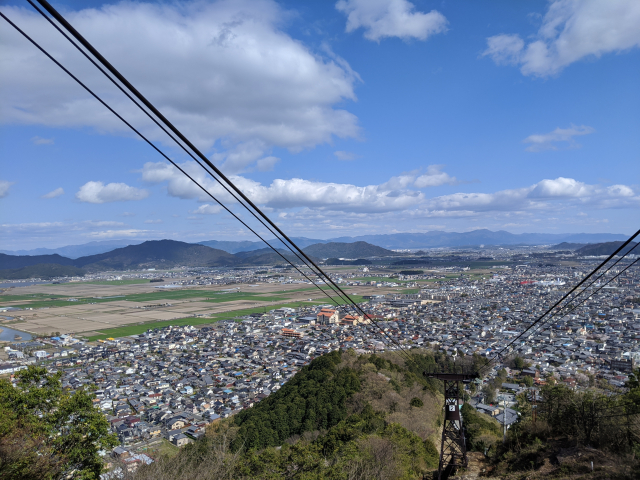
[0,271,402,337]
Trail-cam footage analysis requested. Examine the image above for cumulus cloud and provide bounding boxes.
[523,125,595,152]
[76,181,149,204]
[414,165,457,188]
[141,161,440,212]
[42,187,64,199]
[336,0,447,41]
[334,150,360,161]
[483,0,640,76]
[421,177,638,216]
[0,1,360,171]
[31,136,54,145]
[0,180,14,198]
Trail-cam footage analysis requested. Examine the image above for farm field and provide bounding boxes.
[0,274,392,338]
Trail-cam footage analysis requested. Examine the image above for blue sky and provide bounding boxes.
[1,0,639,250]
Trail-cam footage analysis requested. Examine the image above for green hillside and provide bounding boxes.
[303,241,396,259]
[132,349,443,479]
[0,263,86,280]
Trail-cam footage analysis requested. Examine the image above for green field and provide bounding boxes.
[83,294,367,341]
[3,289,294,309]
[84,317,214,340]
[0,293,70,302]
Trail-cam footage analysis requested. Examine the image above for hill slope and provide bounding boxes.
[0,264,86,280]
[73,240,236,271]
[303,241,395,258]
[132,350,444,480]
[0,253,76,270]
[575,241,638,256]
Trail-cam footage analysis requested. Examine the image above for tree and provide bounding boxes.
[481,384,496,404]
[513,357,525,370]
[0,365,117,479]
[521,376,533,387]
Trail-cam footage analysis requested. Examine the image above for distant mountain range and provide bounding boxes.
[197,231,628,252]
[1,230,630,260]
[0,240,326,279]
[1,237,636,280]
[323,230,628,249]
[0,239,145,259]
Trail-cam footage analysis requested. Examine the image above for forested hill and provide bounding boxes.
[131,349,445,479]
[575,241,638,256]
[0,240,317,278]
[302,241,395,258]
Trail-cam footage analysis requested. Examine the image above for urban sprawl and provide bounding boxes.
[1,246,639,473]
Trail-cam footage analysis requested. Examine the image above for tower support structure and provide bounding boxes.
[424,372,478,480]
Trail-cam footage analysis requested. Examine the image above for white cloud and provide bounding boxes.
[483,0,640,76]
[85,229,151,239]
[144,219,163,224]
[523,125,595,151]
[31,136,54,145]
[76,181,149,204]
[0,180,14,198]
[336,0,447,42]
[193,204,223,215]
[0,1,360,171]
[421,177,639,215]
[414,165,457,188]
[482,34,524,65]
[0,220,155,249]
[255,156,280,172]
[334,150,360,161]
[141,161,431,212]
[42,187,64,199]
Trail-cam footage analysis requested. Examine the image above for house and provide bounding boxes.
[340,314,362,326]
[476,403,500,416]
[317,309,339,325]
[172,433,191,447]
[281,328,303,338]
[165,417,185,430]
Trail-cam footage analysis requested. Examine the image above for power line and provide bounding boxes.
[2,6,416,366]
[476,229,640,374]
[30,0,411,363]
[525,256,639,340]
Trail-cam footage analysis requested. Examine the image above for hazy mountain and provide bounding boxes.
[11,230,628,259]
[198,237,327,253]
[73,240,236,271]
[0,239,144,259]
[0,240,319,277]
[327,230,628,249]
[302,241,395,258]
[575,241,638,257]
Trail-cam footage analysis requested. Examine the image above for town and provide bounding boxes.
[1,246,639,473]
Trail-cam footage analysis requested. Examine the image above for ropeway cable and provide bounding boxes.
[1,8,417,366]
[526,256,639,341]
[26,0,421,367]
[503,242,640,350]
[475,229,640,375]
